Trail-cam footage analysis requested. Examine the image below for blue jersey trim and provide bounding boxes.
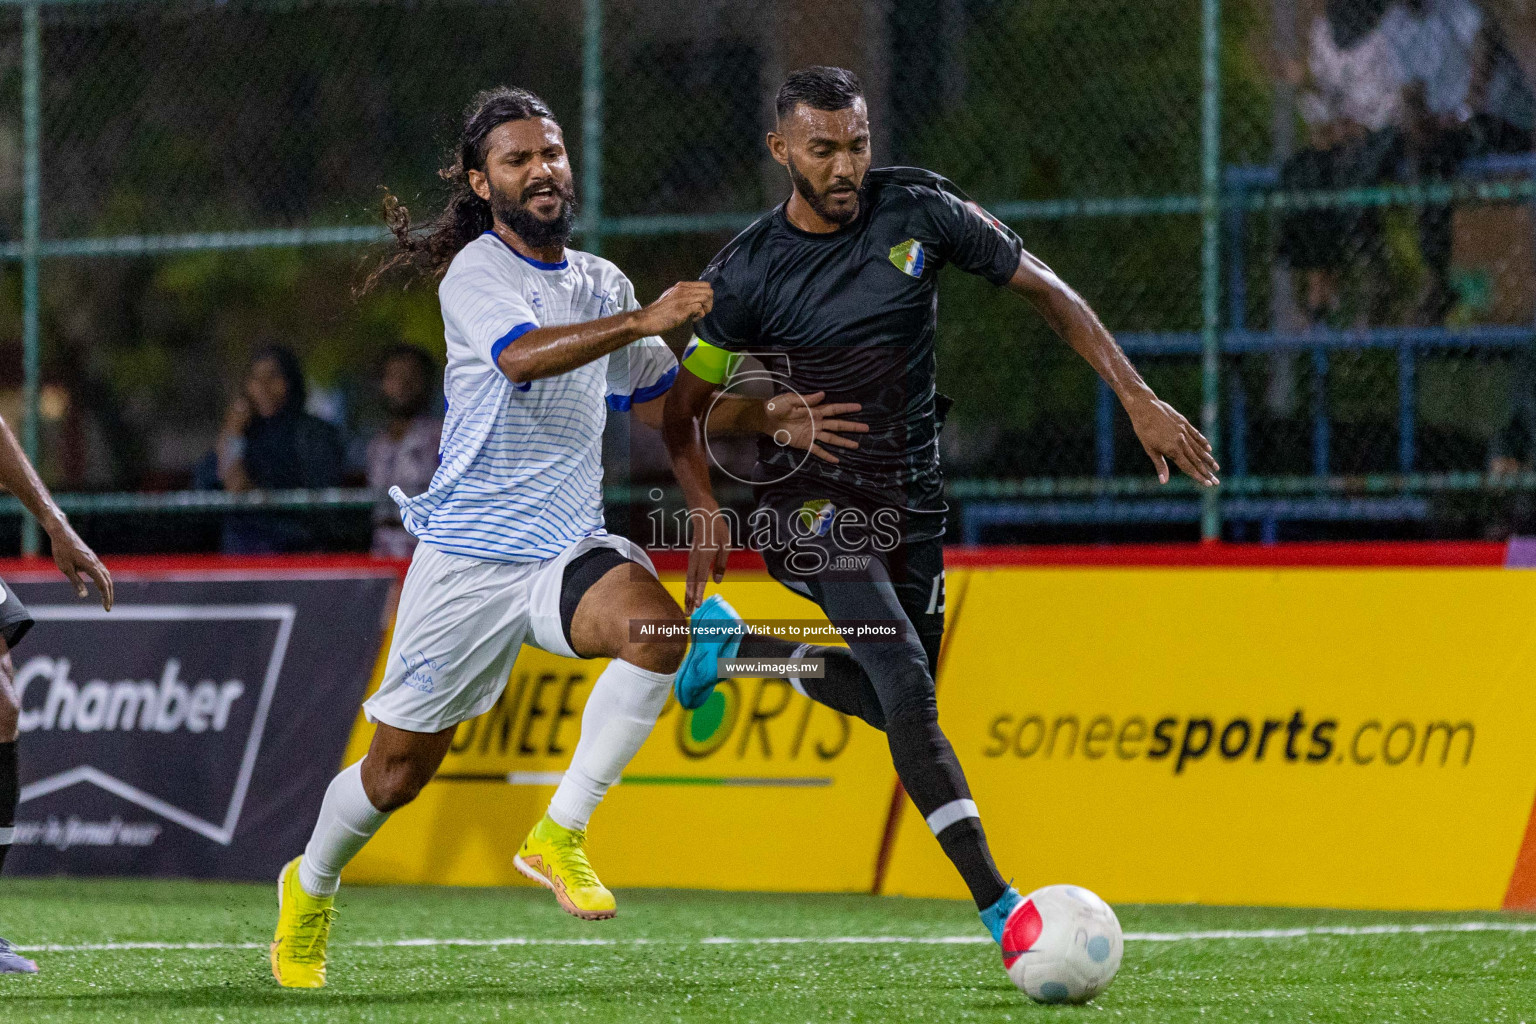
[606,364,678,412]
[490,321,538,391]
[482,230,569,270]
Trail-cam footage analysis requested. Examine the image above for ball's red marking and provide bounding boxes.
[1001,899,1044,968]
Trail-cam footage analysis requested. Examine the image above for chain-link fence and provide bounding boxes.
[1,0,1534,552]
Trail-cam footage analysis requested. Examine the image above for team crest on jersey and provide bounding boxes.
[888,238,925,278]
[796,499,837,537]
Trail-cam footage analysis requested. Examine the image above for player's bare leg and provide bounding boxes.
[516,563,685,919]
[272,722,455,987]
[357,722,460,813]
[0,641,37,975]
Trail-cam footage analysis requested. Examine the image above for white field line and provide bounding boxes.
[18,921,1536,954]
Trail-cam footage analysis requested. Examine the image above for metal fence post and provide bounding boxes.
[582,0,603,258]
[1199,0,1223,540]
[20,1,41,557]
[583,0,632,524]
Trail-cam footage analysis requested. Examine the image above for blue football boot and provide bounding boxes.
[674,595,746,710]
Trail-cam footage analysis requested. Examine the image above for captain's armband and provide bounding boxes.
[681,335,743,386]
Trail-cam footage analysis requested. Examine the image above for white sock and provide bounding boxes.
[548,660,674,831]
[298,759,390,898]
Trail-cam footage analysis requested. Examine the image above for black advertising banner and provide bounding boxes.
[4,569,394,880]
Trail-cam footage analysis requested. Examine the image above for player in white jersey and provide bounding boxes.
[271,87,866,988]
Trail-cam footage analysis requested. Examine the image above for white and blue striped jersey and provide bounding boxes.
[391,231,677,562]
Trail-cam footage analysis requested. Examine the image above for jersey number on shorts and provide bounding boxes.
[924,571,946,615]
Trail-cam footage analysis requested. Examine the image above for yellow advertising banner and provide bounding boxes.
[882,568,1536,910]
[342,573,900,892]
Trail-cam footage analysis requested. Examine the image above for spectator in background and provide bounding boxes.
[1384,0,1534,322]
[1487,346,1536,536]
[1280,0,1405,326]
[367,345,442,558]
[197,345,345,553]
[1492,342,1536,469]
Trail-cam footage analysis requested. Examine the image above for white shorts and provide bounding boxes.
[364,535,656,733]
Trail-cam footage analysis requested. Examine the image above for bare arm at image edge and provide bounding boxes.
[0,415,113,609]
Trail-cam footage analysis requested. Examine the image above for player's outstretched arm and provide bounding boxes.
[496,281,713,385]
[0,413,113,609]
[1005,251,1220,487]
[660,366,732,612]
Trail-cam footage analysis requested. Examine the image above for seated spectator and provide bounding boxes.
[1492,343,1536,473]
[195,345,345,553]
[1487,345,1536,537]
[1280,0,1406,326]
[367,345,443,558]
[1384,0,1534,322]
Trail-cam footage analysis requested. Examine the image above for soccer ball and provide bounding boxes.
[1002,884,1123,1004]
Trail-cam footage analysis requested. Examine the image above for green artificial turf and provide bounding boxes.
[2,879,1534,1022]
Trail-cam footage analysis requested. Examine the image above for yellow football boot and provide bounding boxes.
[514,814,617,921]
[270,856,337,988]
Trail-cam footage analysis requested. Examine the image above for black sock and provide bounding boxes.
[736,630,798,660]
[887,704,1007,910]
[737,631,885,729]
[936,818,1008,910]
[0,742,15,874]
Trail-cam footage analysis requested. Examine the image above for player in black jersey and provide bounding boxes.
[663,67,1218,957]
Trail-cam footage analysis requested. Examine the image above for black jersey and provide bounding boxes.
[694,167,1023,513]
[0,576,34,649]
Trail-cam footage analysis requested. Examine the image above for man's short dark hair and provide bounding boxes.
[775,66,864,122]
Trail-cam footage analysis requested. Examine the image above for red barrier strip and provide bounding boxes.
[1504,793,1536,910]
[645,550,765,574]
[649,542,1508,572]
[0,553,409,580]
[939,541,1508,567]
[647,541,1509,572]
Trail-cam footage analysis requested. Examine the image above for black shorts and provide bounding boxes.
[0,576,34,651]
[751,485,947,671]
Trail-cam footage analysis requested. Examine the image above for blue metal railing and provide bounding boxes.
[1085,153,1536,494]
